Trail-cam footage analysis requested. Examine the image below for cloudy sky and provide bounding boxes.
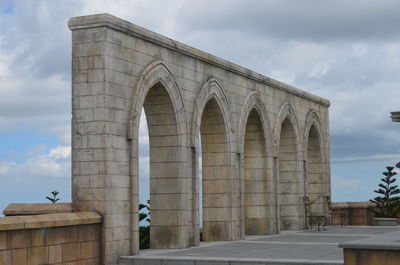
[1,0,400,213]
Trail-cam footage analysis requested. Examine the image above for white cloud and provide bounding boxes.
[332,154,400,163]
[0,145,71,180]
[333,176,362,189]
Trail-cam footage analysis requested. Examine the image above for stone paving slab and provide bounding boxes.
[120,226,400,265]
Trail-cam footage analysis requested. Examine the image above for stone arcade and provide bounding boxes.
[69,14,331,264]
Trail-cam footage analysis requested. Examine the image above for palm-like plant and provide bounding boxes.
[46,191,60,203]
[369,166,400,218]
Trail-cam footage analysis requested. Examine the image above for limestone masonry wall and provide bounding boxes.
[68,13,331,265]
[0,212,102,265]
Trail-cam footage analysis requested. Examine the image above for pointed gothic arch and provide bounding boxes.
[128,60,189,252]
[190,78,238,242]
[238,92,274,235]
[274,102,303,230]
[303,110,326,215]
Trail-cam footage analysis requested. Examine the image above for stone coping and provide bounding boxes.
[339,230,400,250]
[3,203,72,216]
[332,201,375,209]
[68,13,330,108]
[0,212,101,231]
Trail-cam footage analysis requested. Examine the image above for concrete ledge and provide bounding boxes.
[3,202,72,216]
[339,230,400,250]
[0,212,102,231]
[68,13,330,107]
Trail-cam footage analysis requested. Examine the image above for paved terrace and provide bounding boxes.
[120,226,400,265]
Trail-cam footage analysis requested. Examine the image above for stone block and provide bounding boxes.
[0,232,6,250]
[11,248,27,265]
[46,227,66,245]
[202,165,231,180]
[65,226,79,243]
[149,163,180,179]
[79,95,98,109]
[150,210,186,226]
[150,193,186,210]
[150,226,183,249]
[30,229,46,247]
[0,217,24,231]
[62,242,82,262]
[244,193,268,206]
[8,230,30,249]
[202,179,230,194]
[81,241,94,259]
[105,175,129,188]
[0,250,10,265]
[245,217,268,235]
[93,55,105,68]
[202,194,230,208]
[106,187,129,201]
[28,246,48,265]
[103,225,130,241]
[48,245,62,264]
[24,215,56,229]
[245,206,267,218]
[203,208,230,222]
[150,177,183,194]
[203,221,231,241]
[72,28,106,43]
[93,240,100,257]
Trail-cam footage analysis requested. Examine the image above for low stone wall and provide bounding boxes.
[0,212,101,265]
[343,249,400,265]
[331,202,375,226]
[340,230,400,265]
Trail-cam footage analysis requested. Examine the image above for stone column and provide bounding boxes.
[69,16,134,265]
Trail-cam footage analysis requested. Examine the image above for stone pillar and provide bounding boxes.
[69,17,133,265]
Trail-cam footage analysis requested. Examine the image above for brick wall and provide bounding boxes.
[0,212,101,265]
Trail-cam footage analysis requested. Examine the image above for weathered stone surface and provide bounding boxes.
[69,13,331,264]
[2,203,72,216]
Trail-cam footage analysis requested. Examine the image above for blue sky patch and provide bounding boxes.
[0,130,58,163]
[0,0,14,14]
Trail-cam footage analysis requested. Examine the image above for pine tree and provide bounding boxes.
[139,200,150,249]
[370,166,400,218]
